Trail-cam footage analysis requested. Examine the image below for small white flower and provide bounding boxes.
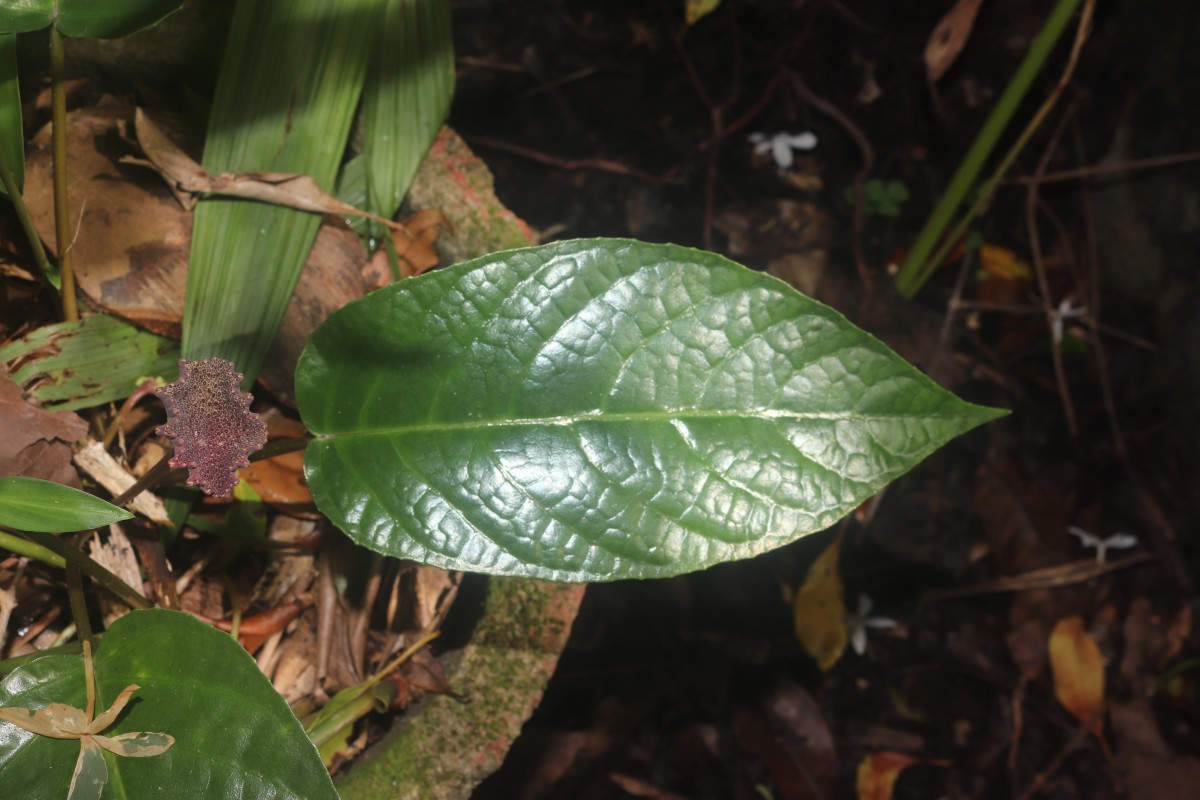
[1052,297,1088,346]
[1067,526,1139,563]
[847,594,897,656]
[749,131,818,170]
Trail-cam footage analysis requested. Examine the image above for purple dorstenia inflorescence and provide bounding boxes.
[156,358,269,498]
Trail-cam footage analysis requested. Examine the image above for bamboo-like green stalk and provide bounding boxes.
[0,642,83,676]
[894,0,1083,298]
[0,146,57,285]
[0,529,66,567]
[49,25,77,320]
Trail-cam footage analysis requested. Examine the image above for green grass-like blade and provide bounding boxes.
[0,33,22,196]
[183,0,382,382]
[363,0,454,231]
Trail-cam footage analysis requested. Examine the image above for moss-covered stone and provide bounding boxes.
[335,578,585,800]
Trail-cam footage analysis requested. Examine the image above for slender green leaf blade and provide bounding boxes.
[297,239,1005,581]
[363,0,454,228]
[0,33,22,195]
[0,477,131,532]
[55,0,184,39]
[0,316,179,411]
[0,609,338,799]
[0,1,53,34]
[184,0,379,382]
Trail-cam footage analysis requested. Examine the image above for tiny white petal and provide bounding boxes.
[748,132,768,143]
[1067,526,1101,547]
[772,138,794,169]
[851,625,868,656]
[787,131,819,149]
[1102,533,1139,549]
[858,595,873,615]
[864,617,898,630]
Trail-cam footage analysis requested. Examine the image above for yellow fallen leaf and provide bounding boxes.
[856,752,918,800]
[979,243,1031,280]
[1048,615,1105,733]
[685,0,721,27]
[793,534,847,671]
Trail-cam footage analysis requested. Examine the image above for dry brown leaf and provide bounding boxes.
[0,369,88,487]
[240,446,313,509]
[856,752,919,800]
[361,209,448,288]
[1111,698,1200,800]
[130,109,414,234]
[924,0,985,83]
[1048,615,1105,733]
[793,534,847,671]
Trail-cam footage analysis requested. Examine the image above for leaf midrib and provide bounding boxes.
[315,407,981,439]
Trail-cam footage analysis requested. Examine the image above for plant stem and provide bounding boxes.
[49,25,77,321]
[66,560,95,654]
[16,528,150,610]
[0,641,82,676]
[894,0,1083,298]
[0,142,58,287]
[0,529,66,567]
[113,436,310,507]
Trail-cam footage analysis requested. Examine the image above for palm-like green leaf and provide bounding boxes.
[0,609,337,799]
[183,0,380,382]
[0,316,179,411]
[297,239,1005,581]
[362,0,454,230]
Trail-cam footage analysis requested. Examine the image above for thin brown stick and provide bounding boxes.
[467,136,677,185]
[1014,711,1101,800]
[1071,117,1127,458]
[1026,106,1080,437]
[785,70,875,290]
[1005,150,1200,186]
[921,553,1152,604]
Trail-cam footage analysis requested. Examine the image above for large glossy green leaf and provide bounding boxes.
[0,0,183,37]
[362,0,454,232]
[0,33,22,196]
[184,0,380,383]
[0,477,132,532]
[0,1,53,34]
[0,609,337,799]
[297,239,1005,581]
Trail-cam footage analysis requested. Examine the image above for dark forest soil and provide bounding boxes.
[448,2,1200,798]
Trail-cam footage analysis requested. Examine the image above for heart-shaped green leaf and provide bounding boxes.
[0,0,184,38]
[297,239,1004,581]
[0,609,337,799]
[0,477,132,533]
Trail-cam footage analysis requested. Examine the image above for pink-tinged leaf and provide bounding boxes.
[94,730,176,757]
[88,684,139,734]
[68,736,108,800]
[0,702,89,738]
[156,358,268,497]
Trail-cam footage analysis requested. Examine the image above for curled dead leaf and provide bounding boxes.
[924,0,985,83]
[129,109,414,235]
